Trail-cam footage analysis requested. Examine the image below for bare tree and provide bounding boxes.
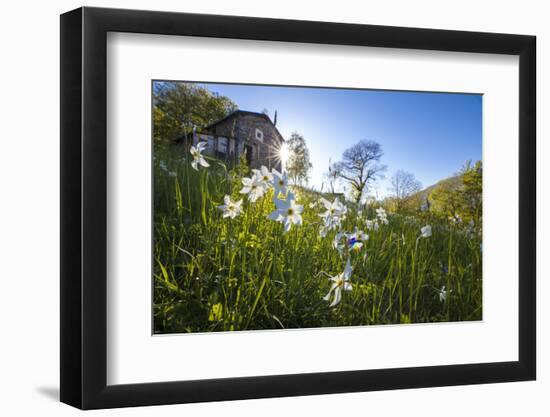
[333,140,386,203]
[389,170,422,210]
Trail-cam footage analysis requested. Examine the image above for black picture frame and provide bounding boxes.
[60,6,536,410]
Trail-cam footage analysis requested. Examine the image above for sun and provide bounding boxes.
[278,142,290,170]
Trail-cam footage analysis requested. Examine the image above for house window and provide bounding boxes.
[206,136,215,152]
[255,128,264,142]
[218,137,228,154]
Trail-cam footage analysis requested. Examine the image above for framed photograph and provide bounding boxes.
[60,7,536,409]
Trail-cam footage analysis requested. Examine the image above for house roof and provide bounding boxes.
[206,110,285,142]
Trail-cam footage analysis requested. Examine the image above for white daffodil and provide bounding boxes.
[375,207,389,225]
[240,174,266,202]
[190,142,210,170]
[438,286,450,302]
[318,197,346,234]
[365,219,374,230]
[373,221,380,231]
[352,228,368,243]
[323,258,353,307]
[420,225,432,238]
[217,195,243,219]
[333,232,347,254]
[375,207,387,219]
[320,197,346,218]
[271,168,288,197]
[252,166,274,190]
[159,160,168,172]
[348,229,367,253]
[334,228,367,254]
[268,193,304,232]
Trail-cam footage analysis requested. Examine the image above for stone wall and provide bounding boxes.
[211,113,284,172]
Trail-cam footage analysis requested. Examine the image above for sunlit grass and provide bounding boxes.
[153,154,482,334]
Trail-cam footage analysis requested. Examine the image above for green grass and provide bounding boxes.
[153,155,482,334]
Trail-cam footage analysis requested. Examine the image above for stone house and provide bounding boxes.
[180,110,285,172]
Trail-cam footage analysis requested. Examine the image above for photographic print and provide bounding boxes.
[152,81,482,334]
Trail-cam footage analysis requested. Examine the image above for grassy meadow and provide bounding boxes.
[153,154,482,334]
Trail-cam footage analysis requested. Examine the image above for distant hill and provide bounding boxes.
[416,174,463,201]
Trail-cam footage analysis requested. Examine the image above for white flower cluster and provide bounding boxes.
[237,165,303,232]
[318,197,347,237]
[376,207,389,225]
[361,206,389,232]
[217,195,243,219]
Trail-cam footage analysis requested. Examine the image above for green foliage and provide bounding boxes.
[153,81,238,151]
[152,153,482,334]
[429,160,482,229]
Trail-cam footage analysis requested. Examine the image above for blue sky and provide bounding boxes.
[197,82,482,198]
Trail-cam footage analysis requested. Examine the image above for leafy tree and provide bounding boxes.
[459,160,483,226]
[429,160,482,227]
[153,81,238,151]
[333,140,387,203]
[389,170,422,211]
[286,132,312,185]
[323,158,339,194]
[429,178,463,219]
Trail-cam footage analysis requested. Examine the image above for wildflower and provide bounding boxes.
[252,166,274,190]
[268,193,303,232]
[320,197,346,219]
[332,228,367,254]
[319,197,346,235]
[240,174,265,202]
[449,214,461,224]
[376,207,388,224]
[420,225,432,238]
[438,286,450,302]
[159,160,168,172]
[373,221,380,231]
[348,237,364,253]
[217,195,243,219]
[352,228,368,243]
[271,169,288,197]
[323,258,353,307]
[190,142,210,170]
[366,219,375,230]
[333,232,347,254]
[348,228,367,252]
